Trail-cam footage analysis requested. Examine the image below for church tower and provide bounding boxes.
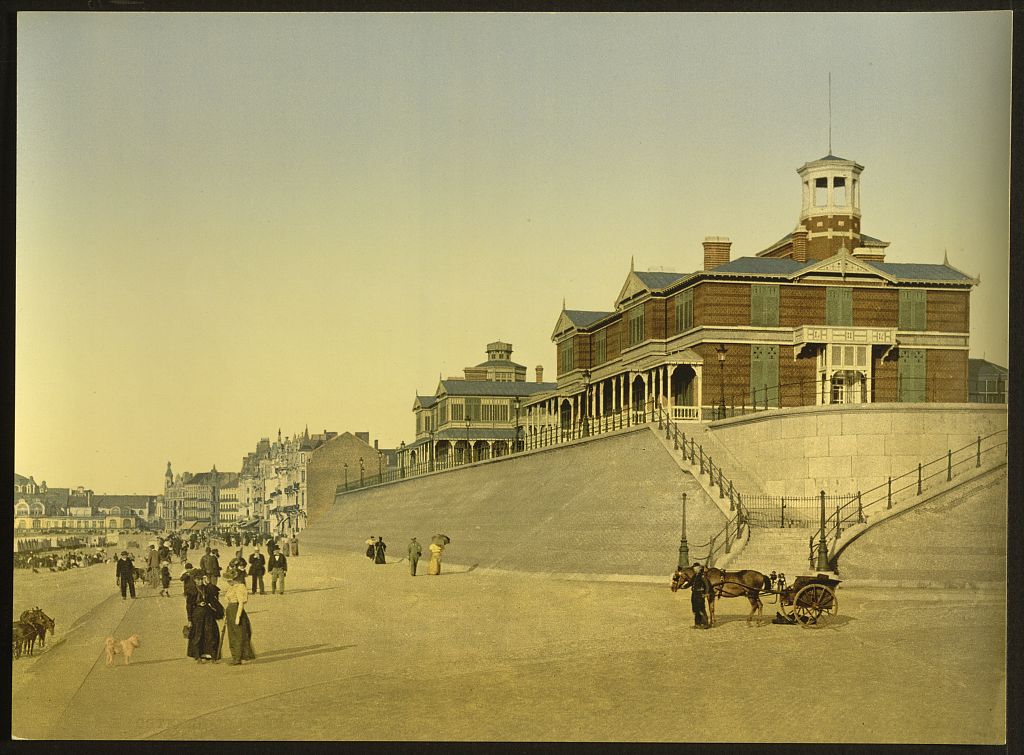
[796,154,864,260]
[165,461,173,492]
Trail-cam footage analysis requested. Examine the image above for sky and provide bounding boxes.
[15,12,1013,494]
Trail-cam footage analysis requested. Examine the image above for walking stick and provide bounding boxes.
[218,616,227,661]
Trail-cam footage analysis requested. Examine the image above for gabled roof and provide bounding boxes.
[634,271,686,289]
[414,394,437,410]
[710,257,808,276]
[552,309,611,339]
[474,359,525,369]
[439,380,558,397]
[867,262,974,282]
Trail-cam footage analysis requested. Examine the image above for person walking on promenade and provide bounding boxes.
[187,573,223,662]
[248,547,266,595]
[181,563,199,622]
[365,536,375,560]
[159,562,172,597]
[268,549,288,594]
[689,562,712,629]
[407,538,422,576]
[228,549,247,578]
[200,546,221,587]
[428,534,449,576]
[223,572,256,666]
[158,540,170,565]
[290,534,299,556]
[266,536,278,557]
[373,537,387,564]
[116,551,137,599]
[146,544,160,588]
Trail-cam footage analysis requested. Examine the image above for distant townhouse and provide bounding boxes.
[968,359,1008,404]
[163,463,238,531]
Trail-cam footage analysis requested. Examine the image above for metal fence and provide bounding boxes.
[808,429,1009,570]
[741,494,856,529]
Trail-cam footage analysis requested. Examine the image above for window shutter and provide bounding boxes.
[898,349,927,402]
[750,345,779,406]
[826,287,853,326]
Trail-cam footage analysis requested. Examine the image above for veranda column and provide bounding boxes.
[668,365,677,413]
[599,380,605,417]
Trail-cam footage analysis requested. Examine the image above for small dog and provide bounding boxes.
[105,634,141,666]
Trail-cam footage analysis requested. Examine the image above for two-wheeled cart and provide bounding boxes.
[774,573,841,628]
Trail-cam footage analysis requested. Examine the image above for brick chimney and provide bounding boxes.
[703,236,732,270]
[791,225,808,263]
[536,365,544,383]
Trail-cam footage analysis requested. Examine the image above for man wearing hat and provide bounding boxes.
[115,551,137,600]
[690,562,712,629]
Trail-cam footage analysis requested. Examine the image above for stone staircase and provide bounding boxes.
[716,528,827,578]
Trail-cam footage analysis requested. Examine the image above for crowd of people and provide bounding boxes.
[14,549,111,571]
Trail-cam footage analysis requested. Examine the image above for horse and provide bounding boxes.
[12,621,38,659]
[672,565,773,626]
[20,608,55,651]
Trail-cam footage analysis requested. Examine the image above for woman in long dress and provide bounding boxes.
[428,542,443,575]
[187,573,222,662]
[223,573,255,666]
[373,537,387,564]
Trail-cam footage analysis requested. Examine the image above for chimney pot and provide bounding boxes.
[792,226,808,263]
[536,365,544,383]
[702,236,732,270]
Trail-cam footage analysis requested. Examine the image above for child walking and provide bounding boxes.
[159,561,172,597]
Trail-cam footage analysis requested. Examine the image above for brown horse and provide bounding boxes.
[672,566,772,626]
[20,608,55,652]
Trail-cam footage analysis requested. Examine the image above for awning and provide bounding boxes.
[179,520,208,531]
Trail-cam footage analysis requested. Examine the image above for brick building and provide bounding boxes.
[526,153,977,429]
[163,463,238,531]
[404,342,557,469]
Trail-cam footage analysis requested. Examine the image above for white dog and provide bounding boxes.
[104,634,141,666]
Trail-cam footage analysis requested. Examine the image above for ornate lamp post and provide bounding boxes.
[582,368,591,437]
[343,462,348,491]
[377,450,384,483]
[678,492,689,568]
[465,416,472,464]
[513,396,521,453]
[716,343,728,420]
[428,429,435,472]
[359,457,365,487]
[399,441,406,478]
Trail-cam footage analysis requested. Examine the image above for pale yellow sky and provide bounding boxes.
[15,12,1012,493]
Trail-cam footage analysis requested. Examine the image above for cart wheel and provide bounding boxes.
[793,584,838,628]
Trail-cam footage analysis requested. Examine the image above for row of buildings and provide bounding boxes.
[401,152,1006,470]
[14,473,157,548]
[162,428,397,535]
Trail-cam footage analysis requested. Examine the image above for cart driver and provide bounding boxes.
[690,562,712,629]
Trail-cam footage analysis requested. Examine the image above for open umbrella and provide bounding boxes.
[430,534,450,546]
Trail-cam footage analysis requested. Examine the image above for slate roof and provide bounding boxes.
[416,395,437,409]
[710,257,808,275]
[14,473,33,486]
[868,262,973,282]
[473,359,525,369]
[92,495,154,509]
[440,380,558,397]
[818,154,851,161]
[564,310,611,328]
[968,358,1008,379]
[634,271,686,289]
[858,233,889,247]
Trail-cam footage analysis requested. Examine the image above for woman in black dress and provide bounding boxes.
[187,573,223,662]
[373,537,387,564]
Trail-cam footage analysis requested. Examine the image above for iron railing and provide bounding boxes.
[808,429,1009,569]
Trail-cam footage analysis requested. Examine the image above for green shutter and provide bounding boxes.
[751,285,779,327]
[675,290,693,333]
[826,287,853,326]
[898,349,927,402]
[899,290,927,330]
[750,345,779,406]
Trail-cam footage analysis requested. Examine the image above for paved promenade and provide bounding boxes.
[12,540,1005,743]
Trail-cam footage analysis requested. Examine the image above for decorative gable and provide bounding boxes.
[790,250,894,283]
[551,310,579,339]
[614,272,650,309]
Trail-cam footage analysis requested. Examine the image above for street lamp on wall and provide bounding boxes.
[716,343,728,420]
[465,416,472,464]
[399,441,406,479]
[343,462,348,490]
[359,457,365,487]
[428,430,435,472]
[581,368,591,437]
[377,450,384,483]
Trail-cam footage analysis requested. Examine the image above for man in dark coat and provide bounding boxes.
[115,551,136,600]
[407,538,422,576]
[200,546,221,587]
[268,549,287,594]
[266,536,278,556]
[248,547,266,595]
[690,563,712,629]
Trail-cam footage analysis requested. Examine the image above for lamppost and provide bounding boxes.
[377,450,384,483]
[513,396,521,453]
[678,492,689,568]
[359,457,365,487]
[343,462,348,491]
[716,343,728,420]
[465,416,471,464]
[428,430,435,472]
[399,441,406,479]
[582,368,591,437]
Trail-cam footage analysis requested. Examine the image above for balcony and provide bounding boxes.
[671,406,701,421]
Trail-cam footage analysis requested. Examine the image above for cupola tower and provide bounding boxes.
[796,154,864,261]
